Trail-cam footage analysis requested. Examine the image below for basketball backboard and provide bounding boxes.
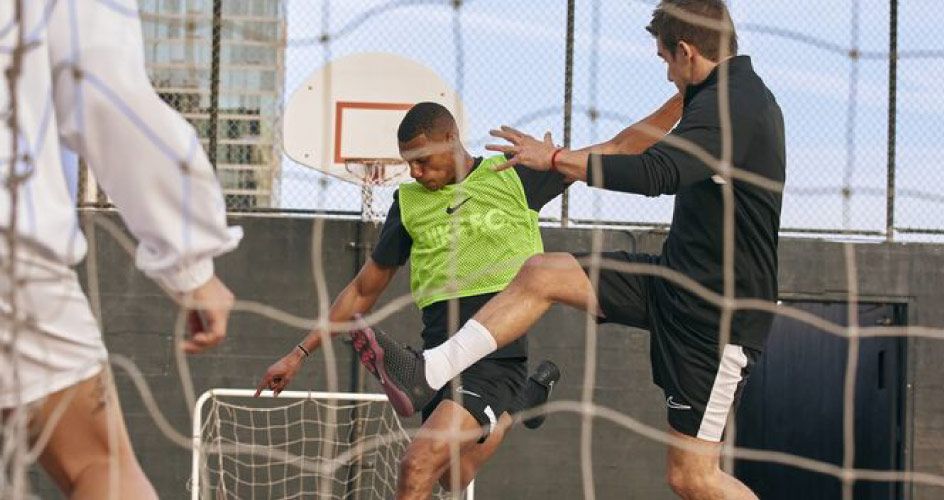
[283,52,465,186]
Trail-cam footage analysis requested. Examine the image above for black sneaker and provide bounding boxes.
[349,315,437,417]
[521,360,561,429]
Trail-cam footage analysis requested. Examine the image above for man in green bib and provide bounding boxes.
[255,102,564,498]
[260,97,681,497]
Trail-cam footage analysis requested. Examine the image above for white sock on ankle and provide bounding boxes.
[422,319,497,390]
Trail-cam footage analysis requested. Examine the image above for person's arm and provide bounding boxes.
[47,2,241,293]
[47,2,239,353]
[255,258,398,396]
[485,93,683,183]
[300,259,398,354]
[295,191,409,355]
[579,96,721,195]
[574,93,683,156]
[255,194,410,396]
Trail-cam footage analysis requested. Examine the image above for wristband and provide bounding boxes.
[550,147,566,172]
[296,344,310,357]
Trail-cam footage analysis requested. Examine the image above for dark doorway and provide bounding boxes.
[735,302,906,499]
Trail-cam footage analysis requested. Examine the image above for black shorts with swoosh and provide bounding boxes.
[575,250,761,442]
[421,357,527,443]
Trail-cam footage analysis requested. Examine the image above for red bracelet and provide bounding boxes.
[550,147,566,172]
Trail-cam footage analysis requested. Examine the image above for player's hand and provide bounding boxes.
[485,126,557,172]
[180,275,234,354]
[255,350,305,397]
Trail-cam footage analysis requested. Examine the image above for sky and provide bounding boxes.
[277,0,942,236]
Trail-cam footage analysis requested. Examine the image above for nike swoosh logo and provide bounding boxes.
[445,196,472,215]
[457,387,482,399]
[666,396,692,410]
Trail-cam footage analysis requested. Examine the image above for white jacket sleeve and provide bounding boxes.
[46,1,242,292]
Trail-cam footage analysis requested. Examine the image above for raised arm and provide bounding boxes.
[256,258,399,396]
[46,2,241,353]
[47,2,242,293]
[576,94,723,195]
[486,93,683,183]
[575,93,683,156]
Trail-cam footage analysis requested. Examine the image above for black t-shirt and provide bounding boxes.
[372,157,567,358]
[586,56,785,351]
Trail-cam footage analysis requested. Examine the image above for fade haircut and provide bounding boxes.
[397,102,456,143]
[646,0,738,61]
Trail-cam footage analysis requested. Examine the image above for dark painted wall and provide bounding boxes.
[28,213,944,499]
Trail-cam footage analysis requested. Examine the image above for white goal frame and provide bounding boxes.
[191,389,475,499]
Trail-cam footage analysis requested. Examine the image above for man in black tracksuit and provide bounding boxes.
[352,2,783,498]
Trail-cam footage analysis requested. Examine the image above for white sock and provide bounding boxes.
[423,319,497,390]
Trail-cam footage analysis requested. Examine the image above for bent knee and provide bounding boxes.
[518,253,577,287]
[399,453,429,481]
[666,466,723,499]
[399,444,447,484]
[64,455,124,494]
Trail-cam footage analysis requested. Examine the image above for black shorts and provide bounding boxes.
[421,357,527,443]
[576,251,760,442]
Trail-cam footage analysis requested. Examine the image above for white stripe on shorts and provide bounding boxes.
[697,344,749,442]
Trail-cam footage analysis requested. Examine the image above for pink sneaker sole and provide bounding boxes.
[350,320,416,417]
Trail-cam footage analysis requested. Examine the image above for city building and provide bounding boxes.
[138,0,286,209]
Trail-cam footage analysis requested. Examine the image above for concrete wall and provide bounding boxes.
[27,213,944,499]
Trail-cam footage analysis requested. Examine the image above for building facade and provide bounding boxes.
[138,0,285,209]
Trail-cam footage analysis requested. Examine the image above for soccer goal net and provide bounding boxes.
[190,389,473,499]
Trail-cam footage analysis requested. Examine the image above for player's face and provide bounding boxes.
[657,38,691,92]
[399,132,458,191]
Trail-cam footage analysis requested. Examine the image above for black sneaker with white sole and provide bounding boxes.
[520,359,561,429]
[349,315,437,417]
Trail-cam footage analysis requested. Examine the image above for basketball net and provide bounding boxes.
[344,160,409,224]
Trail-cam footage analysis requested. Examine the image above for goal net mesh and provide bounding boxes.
[192,392,455,499]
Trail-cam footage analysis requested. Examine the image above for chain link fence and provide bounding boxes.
[79,0,943,238]
[137,0,285,211]
[894,1,944,236]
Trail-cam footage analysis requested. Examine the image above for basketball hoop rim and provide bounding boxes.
[343,158,410,186]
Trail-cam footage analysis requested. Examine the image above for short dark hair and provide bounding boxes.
[646,0,737,61]
[397,102,456,143]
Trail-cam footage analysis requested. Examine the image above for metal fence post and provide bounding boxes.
[885,0,898,241]
[561,0,576,227]
[208,0,222,170]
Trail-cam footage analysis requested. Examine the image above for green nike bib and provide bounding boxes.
[398,155,544,309]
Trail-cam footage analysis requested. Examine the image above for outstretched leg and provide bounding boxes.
[351,254,593,417]
[420,253,596,391]
[473,253,600,347]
